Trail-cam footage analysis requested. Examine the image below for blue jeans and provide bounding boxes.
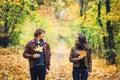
[72,68,88,80]
[30,65,46,80]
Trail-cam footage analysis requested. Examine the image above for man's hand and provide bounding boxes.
[77,56,84,60]
[33,54,40,58]
[46,69,49,75]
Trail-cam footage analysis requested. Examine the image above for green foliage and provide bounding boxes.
[19,13,59,49]
[104,49,117,64]
[0,0,119,62]
[10,27,21,45]
[0,0,38,46]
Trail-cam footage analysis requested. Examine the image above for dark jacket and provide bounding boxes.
[23,39,51,70]
[69,46,92,72]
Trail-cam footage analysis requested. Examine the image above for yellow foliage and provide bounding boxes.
[80,50,87,57]
[0,47,120,80]
[13,0,21,6]
[34,45,43,52]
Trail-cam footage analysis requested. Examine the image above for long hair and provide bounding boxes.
[76,33,90,52]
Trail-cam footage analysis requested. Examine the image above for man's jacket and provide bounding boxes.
[23,39,51,70]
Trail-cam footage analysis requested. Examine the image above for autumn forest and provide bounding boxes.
[0,0,120,80]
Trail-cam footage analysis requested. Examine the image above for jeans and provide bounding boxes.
[30,65,46,80]
[72,68,88,80]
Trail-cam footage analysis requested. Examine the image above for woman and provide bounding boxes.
[69,33,92,80]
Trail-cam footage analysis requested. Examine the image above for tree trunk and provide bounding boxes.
[84,1,87,19]
[4,18,9,33]
[98,0,103,27]
[106,0,115,49]
[37,0,44,5]
[80,0,84,16]
[97,0,106,57]
[105,0,116,64]
[0,18,10,48]
[0,35,9,48]
[0,2,9,48]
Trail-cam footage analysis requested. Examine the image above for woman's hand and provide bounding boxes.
[77,56,84,60]
[46,68,49,75]
[88,72,92,76]
[33,54,40,58]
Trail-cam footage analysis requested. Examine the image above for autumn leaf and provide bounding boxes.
[34,45,43,52]
[80,50,87,57]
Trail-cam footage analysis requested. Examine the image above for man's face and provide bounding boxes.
[38,32,45,39]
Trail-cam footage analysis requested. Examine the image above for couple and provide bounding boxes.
[23,28,92,80]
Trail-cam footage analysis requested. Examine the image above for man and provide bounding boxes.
[23,28,51,80]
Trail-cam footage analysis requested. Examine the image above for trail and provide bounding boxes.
[47,41,120,80]
[47,41,73,80]
[0,43,120,80]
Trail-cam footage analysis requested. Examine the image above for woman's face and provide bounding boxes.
[75,35,80,45]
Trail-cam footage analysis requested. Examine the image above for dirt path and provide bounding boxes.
[46,41,73,80]
[47,42,120,80]
[0,43,120,80]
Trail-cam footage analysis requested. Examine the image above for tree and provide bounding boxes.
[105,0,116,64]
[79,0,89,18]
[80,0,84,16]
[97,0,103,27]
[0,0,38,47]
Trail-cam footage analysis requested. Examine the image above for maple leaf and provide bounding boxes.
[80,50,87,57]
[34,45,43,52]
